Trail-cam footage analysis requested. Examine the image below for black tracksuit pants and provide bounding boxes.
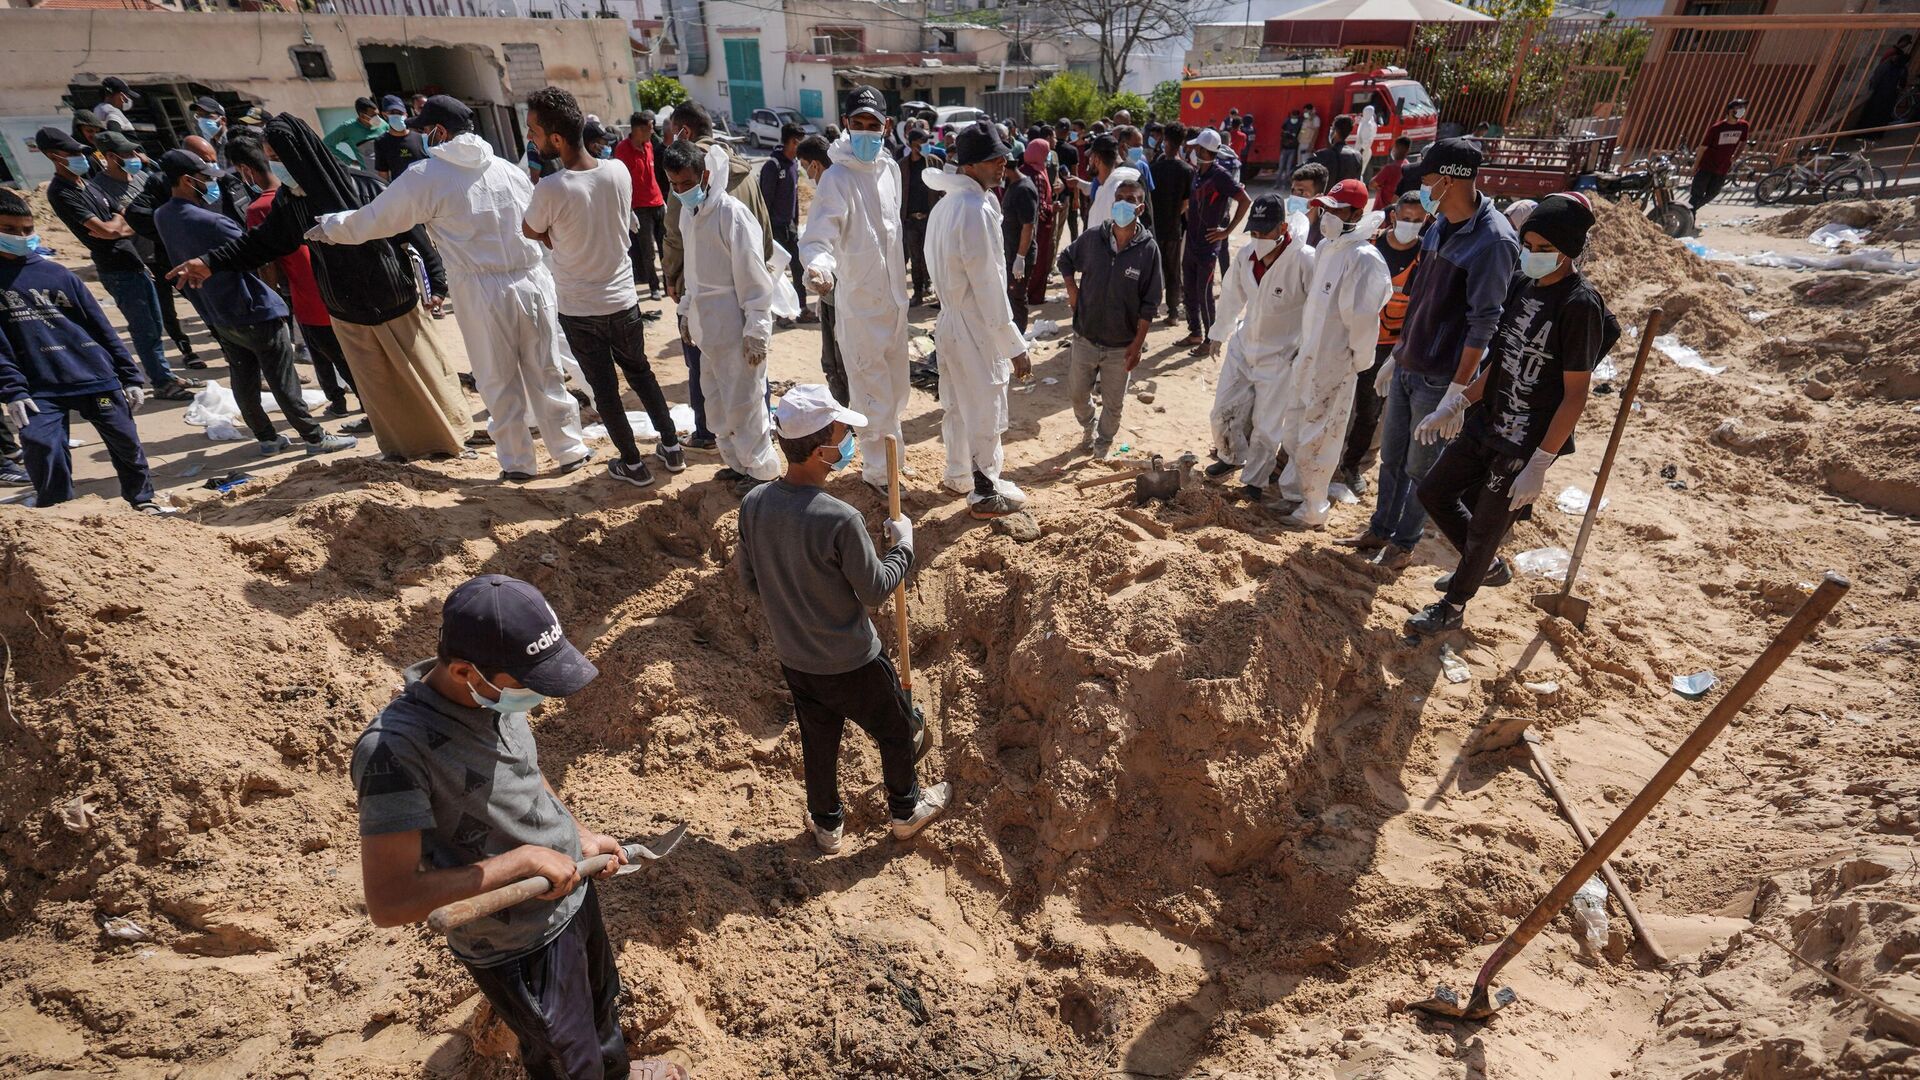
[1416,430,1531,608]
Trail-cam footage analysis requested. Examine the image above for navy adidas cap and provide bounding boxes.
[439,575,598,696]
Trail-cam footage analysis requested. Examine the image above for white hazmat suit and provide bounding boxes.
[1356,106,1380,174]
[678,145,782,483]
[1276,209,1391,525]
[1207,213,1315,489]
[798,137,910,489]
[311,132,587,476]
[1081,166,1141,232]
[922,168,1029,505]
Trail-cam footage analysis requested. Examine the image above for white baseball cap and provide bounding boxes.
[1185,128,1223,153]
[774,384,868,439]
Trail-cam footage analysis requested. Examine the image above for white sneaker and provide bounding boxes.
[890,782,951,840]
[812,819,843,854]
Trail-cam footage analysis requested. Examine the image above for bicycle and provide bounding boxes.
[1756,141,1889,204]
[1819,141,1890,201]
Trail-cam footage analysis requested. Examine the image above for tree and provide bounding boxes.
[635,75,689,113]
[1148,79,1183,123]
[1027,72,1105,125]
[1103,90,1151,121]
[1050,0,1223,94]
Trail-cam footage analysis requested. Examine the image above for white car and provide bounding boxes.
[746,107,820,148]
[933,105,987,129]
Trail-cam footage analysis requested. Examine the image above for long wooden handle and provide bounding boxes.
[428,852,617,934]
[1525,735,1668,967]
[1473,572,1848,996]
[1560,309,1660,596]
[1075,469,1146,491]
[884,435,911,693]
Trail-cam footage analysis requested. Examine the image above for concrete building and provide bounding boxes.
[660,0,1072,128]
[0,8,635,184]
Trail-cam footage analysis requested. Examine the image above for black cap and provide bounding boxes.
[33,127,89,156]
[1246,192,1284,232]
[907,128,928,144]
[1521,191,1596,258]
[94,130,140,156]
[842,85,886,121]
[191,96,225,117]
[406,94,473,135]
[102,76,140,100]
[1417,136,1482,181]
[158,148,221,182]
[953,120,1008,166]
[583,120,609,144]
[438,575,598,697]
[71,109,104,131]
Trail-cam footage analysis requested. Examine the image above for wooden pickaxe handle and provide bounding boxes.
[885,435,911,693]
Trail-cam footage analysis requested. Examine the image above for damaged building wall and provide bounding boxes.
[0,9,634,184]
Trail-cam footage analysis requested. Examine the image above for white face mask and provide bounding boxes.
[1392,219,1422,243]
[1250,236,1278,258]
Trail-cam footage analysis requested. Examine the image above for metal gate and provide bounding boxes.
[723,38,764,128]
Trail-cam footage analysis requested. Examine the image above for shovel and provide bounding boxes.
[1412,572,1848,1022]
[426,822,690,934]
[884,435,932,763]
[1532,310,1661,629]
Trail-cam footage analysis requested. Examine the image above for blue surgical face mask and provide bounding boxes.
[674,182,707,209]
[596,145,613,159]
[1110,200,1138,228]
[468,670,546,715]
[1520,249,1563,280]
[269,162,302,196]
[1127,146,1145,165]
[1285,194,1308,216]
[829,430,855,471]
[386,114,406,131]
[197,117,221,139]
[61,154,92,177]
[1418,181,1443,215]
[0,233,42,258]
[199,179,222,206]
[848,131,885,163]
[123,156,143,174]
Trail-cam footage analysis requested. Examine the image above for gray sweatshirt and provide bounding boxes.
[737,479,913,676]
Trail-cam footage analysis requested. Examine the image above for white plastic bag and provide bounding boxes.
[1513,546,1571,581]
[1654,335,1725,376]
[1808,223,1869,248]
[766,238,802,319]
[1571,875,1608,955]
[1556,486,1609,515]
[181,380,250,442]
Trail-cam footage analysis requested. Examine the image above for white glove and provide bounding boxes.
[1372,355,1396,397]
[302,222,329,244]
[120,385,147,410]
[1012,254,1027,279]
[883,514,913,551]
[805,267,834,296]
[744,336,769,365]
[1414,381,1470,445]
[1507,448,1557,511]
[4,398,39,430]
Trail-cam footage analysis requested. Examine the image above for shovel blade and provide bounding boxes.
[623,822,689,863]
[1407,983,1518,1022]
[1531,590,1590,628]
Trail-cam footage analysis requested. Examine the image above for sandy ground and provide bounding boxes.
[1,186,1918,1080]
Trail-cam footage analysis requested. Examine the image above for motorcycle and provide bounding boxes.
[1593,151,1695,238]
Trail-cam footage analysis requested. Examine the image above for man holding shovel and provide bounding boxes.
[737,385,950,855]
[351,574,634,1079]
[1408,193,1616,635]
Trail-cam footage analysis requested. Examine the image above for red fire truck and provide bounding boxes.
[1179,64,1440,177]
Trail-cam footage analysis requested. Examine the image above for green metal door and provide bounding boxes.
[723,38,764,128]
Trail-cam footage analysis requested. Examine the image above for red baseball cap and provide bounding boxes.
[1310,178,1370,212]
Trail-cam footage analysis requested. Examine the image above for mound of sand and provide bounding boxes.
[1583,197,1763,353]
[1761,196,1920,239]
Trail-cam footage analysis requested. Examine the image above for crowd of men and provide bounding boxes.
[1,75,1622,1079]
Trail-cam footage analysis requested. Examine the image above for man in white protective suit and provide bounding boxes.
[1203,192,1315,501]
[305,95,589,481]
[1273,178,1390,529]
[662,139,782,495]
[921,123,1032,518]
[797,86,910,495]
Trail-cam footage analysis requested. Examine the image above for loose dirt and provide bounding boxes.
[2,187,1917,1080]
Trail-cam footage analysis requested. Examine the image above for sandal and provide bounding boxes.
[155,380,198,401]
